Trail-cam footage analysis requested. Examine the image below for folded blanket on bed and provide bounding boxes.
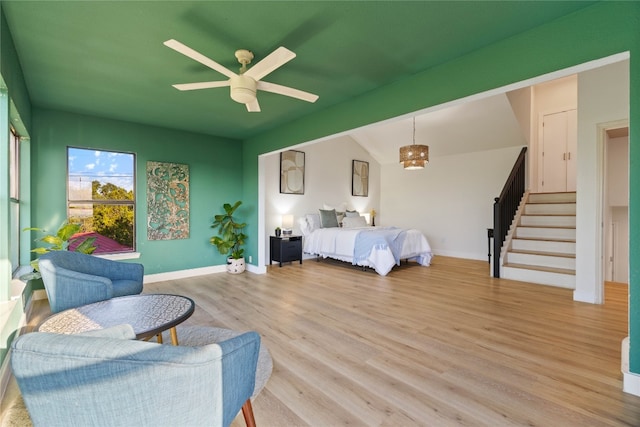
[353,227,406,265]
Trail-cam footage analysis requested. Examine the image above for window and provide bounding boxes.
[67,147,136,254]
[9,129,20,273]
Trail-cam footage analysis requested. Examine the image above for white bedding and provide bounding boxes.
[303,226,433,276]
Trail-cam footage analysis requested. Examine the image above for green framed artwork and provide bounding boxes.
[147,161,190,240]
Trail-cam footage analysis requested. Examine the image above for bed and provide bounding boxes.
[301,212,433,275]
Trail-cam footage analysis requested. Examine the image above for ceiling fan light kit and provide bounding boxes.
[230,75,257,104]
[164,39,318,112]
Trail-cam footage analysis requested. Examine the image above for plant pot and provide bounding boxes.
[226,257,246,274]
[275,229,281,237]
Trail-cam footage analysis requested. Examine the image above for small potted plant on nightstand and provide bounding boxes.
[275,227,282,237]
[210,201,248,274]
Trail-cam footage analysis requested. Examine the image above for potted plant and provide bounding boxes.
[275,227,282,237]
[21,220,97,280]
[210,201,248,274]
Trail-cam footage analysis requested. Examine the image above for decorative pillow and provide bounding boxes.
[342,215,368,228]
[319,209,339,228]
[345,210,360,218]
[305,213,321,232]
[336,211,345,225]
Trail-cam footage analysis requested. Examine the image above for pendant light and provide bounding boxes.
[399,117,429,170]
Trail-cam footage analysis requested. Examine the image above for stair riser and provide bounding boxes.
[511,239,576,255]
[501,266,576,289]
[524,203,576,215]
[515,227,576,240]
[520,216,576,227]
[506,253,575,270]
[528,193,576,204]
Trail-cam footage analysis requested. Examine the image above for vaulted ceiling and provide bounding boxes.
[2,1,595,150]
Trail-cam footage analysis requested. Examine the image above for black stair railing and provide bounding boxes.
[493,147,527,278]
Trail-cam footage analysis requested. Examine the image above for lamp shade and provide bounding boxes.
[281,214,294,230]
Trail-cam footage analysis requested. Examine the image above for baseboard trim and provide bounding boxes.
[142,262,268,283]
[144,265,227,283]
[573,290,598,304]
[623,372,640,396]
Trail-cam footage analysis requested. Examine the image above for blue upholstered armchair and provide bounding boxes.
[38,250,144,313]
[11,325,261,427]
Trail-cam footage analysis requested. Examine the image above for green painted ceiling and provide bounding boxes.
[2,1,596,140]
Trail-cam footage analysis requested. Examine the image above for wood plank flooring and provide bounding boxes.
[16,257,640,426]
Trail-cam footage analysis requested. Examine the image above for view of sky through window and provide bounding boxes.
[68,148,134,200]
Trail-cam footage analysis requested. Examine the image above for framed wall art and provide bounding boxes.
[352,160,369,197]
[146,161,190,240]
[280,150,305,194]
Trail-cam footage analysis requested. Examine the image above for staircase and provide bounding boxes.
[501,192,576,288]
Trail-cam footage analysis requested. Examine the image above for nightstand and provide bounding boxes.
[270,235,302,267]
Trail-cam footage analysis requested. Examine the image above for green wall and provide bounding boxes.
[0,5,31,132]
[31,108,243,274]
[243,2,640,371]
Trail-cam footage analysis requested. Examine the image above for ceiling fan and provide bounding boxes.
[164,39,319,112]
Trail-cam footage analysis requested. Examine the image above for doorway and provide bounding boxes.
[603,125,629,287]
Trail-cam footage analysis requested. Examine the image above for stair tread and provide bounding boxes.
[513,237,576,243]
[509,249,575,258]
[521,214,576,217]
[517,225,576,230]
[504,263,576,275]
[526,201,576,204]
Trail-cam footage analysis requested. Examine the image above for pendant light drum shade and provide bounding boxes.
[399,145,429,169]
[399,117,429,169]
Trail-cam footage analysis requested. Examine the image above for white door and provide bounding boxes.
[540,109,577,192]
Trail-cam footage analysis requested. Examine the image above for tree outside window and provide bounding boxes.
[67,147,135,254]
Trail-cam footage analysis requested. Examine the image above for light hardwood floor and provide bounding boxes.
[14,257,640,426]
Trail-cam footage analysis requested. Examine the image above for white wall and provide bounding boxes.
[263,135,380,263]
[575,59,629,303]
[531,75,578,192]
[381,145,525,260]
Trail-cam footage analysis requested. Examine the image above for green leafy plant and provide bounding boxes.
[210,201,247,260]
[23,221,97,277]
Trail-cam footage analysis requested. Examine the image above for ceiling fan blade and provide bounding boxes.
[172,81,230,91]
[257,81,319,103]
[246,99,261,112]
[164,39,237,79]
[244,46,296,81]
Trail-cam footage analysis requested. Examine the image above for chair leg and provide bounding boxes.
[241,399,256,427]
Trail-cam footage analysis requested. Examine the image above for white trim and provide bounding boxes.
[143,264,267,282]
[143,265,227,283]
[573,289,599,304]
[97,252,141,261]
[623,372,640,397]
[620,337,640,396]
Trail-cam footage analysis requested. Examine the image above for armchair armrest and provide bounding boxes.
[39,260,114,313]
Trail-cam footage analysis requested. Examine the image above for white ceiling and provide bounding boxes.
[348,93,527,165]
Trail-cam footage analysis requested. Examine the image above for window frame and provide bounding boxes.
[66,146,137,254]
[9,127,20,274]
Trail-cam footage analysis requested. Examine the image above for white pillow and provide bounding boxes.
[298,217,311,236]
[342,216,368,228]
[305,213,321,232]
